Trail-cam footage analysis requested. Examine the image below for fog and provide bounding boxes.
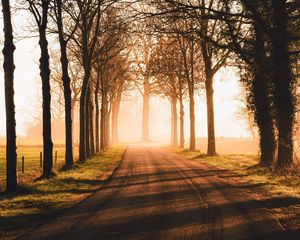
[0,73,258,154]
[0,3,258,154]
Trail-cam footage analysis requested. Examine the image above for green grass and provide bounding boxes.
[0,145,79,190]
[0,146,125,239]
[174,147,300,199]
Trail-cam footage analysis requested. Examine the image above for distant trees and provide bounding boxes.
[2,0,17,193]
[176,30,201,151]
[147,37,187,147]
[156,0,228,155]
[132,34,156,143]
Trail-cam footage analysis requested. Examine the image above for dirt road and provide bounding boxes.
[20,145,284,240]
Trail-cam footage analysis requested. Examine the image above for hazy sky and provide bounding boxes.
[0,6,41,137]
[0,3,250,141]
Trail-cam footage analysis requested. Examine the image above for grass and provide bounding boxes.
[0,145,79,190]
[174,147,300,199]
[0,146,125,239]
[173,148,300,235]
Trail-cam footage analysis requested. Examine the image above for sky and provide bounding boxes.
[0,7,41,137]
[0,2,251,142]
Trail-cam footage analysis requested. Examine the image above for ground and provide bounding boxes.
[0,145,79,189]
[1,144,300,239]
[0,146,124,239]
[15,144,297,240]
[176,148,300,239]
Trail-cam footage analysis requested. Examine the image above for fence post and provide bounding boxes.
[40,152,43,168]
[22,156,25,174]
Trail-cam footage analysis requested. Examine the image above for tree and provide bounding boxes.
[50,0,80,168]
[175,27,201,151]
[72,0,102,161]
[50,50,82,144]
[269,0,296,167]
[161,0,299,168]
[132,34,156,143]
[91,8,130,151]
[2,0,17,193]
[147,37,187,147]
[27,0,53,177]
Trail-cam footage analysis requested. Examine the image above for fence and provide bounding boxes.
[0,146,79,188]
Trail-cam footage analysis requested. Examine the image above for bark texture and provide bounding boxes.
[171,97,178,146]
[56,0,73,167]
[2,0,17,193]
[142,78,150,142]
[271,0,295,168]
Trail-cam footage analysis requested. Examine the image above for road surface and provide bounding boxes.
[21,145,284,240]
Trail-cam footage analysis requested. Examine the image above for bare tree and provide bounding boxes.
[147,37,188,147]
[71,0,102,161]
[176,29,201,151]
[132,34,156,143]
[50,0,80,168]
[27,0,53,177]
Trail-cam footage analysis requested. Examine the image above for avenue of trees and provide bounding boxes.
[1,0,299,193]
[146,0,299,168]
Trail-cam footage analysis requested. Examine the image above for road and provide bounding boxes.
[21,145,284,240]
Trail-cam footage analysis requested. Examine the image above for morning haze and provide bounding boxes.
[0,0,299,239]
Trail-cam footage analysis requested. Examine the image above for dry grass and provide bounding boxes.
[0,145,79,190]
[174,147,300,199]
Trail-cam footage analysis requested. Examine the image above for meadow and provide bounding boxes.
[0,145,79,190]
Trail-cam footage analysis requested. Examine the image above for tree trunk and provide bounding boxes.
[105,109,110,149]
[179,93,185,148]
[189,89,196,151]
[205,73,217,156]
[142,78,150,142]
[79,85,86,161]
[271,0,295,168]
[90,97,95,157]
[253,72,276,166]
[112,95,121,145]
[85,87,91,159]
[39,12,53,178]
[100,90,107,151]
[171,97,178,146]
[56,0,73,168]
[253,23,276,166]
[61,45,73,167]
[105,101,111,148]
[189,40,196,151]
[2,0,17,193]
[79,60,91,162]
[95,87,100,153]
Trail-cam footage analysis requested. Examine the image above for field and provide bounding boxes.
[0,145,79,190]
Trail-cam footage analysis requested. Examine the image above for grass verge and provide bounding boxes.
[173,147,300,235]
[0,146,125,239]
[174,148,300,198]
